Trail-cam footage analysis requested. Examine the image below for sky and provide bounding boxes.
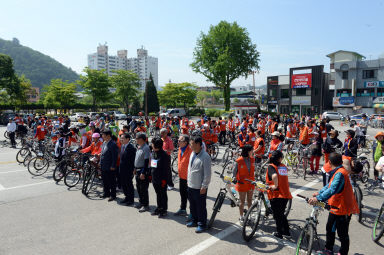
[1,0,383,88]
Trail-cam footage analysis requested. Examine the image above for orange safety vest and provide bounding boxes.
[202,129,211,143]
[286,124,296,138]
[189,121,195,130]
[320,126,327,139]
[253,137,265,157]
[235,118,240,127]
[266,163,292,200]
[242,121,248,129]
[81,141,103,155]
[219,120,226,131]
[238,133,247,148]
[299,126,310,145]
[327,167,359,216]
[178,146,192,180]
[269,138,282,154]
[227,120,235,132]
[257,120,266,135]
[248,118,254,125]
[235,157,255,192]
[247,132,256,146]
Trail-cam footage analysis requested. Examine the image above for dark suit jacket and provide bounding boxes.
[119,143,136,176]
[100,140,119,171]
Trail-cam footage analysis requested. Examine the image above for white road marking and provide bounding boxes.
[0,181,51,191]
[180,178,321,255]
[0,169,26,174]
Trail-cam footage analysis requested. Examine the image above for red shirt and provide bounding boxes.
[162,136,174,155]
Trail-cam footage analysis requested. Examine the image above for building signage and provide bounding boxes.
[333,96,355,107]
[373,97,384,104]
[364,81,384,88]
[291,96,311,105]
[268,100,278,104]
[267,76,278,85]
[291,73,312,88]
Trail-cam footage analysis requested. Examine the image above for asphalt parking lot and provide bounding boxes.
[0,121,383,255]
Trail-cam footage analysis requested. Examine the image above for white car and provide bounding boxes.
[108,111,127,120]
[322,112,344,120]
[69,113,87,122]
[160,108,186,118]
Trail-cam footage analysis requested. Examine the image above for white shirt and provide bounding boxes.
[7,122,16,132]
[355,126,364,137]
[377,156,384,171]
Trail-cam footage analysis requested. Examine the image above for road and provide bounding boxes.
[0,121,383,255]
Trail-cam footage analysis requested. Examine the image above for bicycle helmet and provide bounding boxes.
[90,121,95,127]
[92,133,100,138]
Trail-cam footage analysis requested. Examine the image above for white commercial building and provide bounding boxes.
[88,44,158,90]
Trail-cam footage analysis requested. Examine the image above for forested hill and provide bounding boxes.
[0,37,79,88]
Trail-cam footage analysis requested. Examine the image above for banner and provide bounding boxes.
[291,73,312,88]
[333,96,355,107]
[267,76,278,85]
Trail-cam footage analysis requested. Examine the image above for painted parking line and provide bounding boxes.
[0,169,26,174]
[0,181,52,191]
[180,178,321,255]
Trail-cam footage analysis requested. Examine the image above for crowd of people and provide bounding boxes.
[4,111,384,254]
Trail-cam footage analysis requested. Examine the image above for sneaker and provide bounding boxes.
[195,225,207,233]
[134,204,142,209]
[167,185,175,191]
[174,209,187,216]
[139,206,149,213]
[273,232,283,239]
[239,216,244,226]
[186,222,198,228]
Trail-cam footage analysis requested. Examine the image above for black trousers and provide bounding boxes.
[153,183,168,212]
[188,187,207,226]
[219,131,226,145]
[325,213,351,255]
[119,170,134,203]
[136,175,149,206]
[179,178,188,210]
[101,170,116,198]
[9,132,16,146]
[270,198,290,235]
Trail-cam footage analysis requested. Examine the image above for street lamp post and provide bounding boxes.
[248,70,259,104]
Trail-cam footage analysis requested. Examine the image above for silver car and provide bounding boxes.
[322,112,344,120]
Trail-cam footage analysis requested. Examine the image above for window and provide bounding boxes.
[377,88,384,97]
[280,89,289,98]
[363,69,376,79]
[356,88,374,97]
[296,88,306,96]
[342,71,348,79]
[269,89,277,97]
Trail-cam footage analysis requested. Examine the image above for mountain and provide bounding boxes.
[0,37,79,88]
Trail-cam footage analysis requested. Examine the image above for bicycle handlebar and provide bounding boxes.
[296,194,339,210]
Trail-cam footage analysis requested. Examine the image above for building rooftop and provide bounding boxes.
[326,50,366,59]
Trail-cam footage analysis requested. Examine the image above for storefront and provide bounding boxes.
[373,96,384,113]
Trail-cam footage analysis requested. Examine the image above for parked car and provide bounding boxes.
[371,114,384,119]
[69,112,87,122]
[349,113,367,124]
[160,108,186,118]
[106,110,127,120]
[88,112,105,120]
[0,112,15,125]
[322,112,344,120]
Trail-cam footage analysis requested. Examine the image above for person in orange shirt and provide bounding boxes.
[238,127,248,148]
[253,130,265,163]
[232,145,255,223]
[201,124,211,145]
[181,121,189,135]
[34,122,47,141]
[218,117,227,145]
[268,131,283,157]
[266,150,292,238]
[299,122,310,146]
[257,117,266,138]
[247,126,256,147]
[227,116,236,142]
[174,134,193,216]
[241,117,248,130]
[81,132,103,155]
[234,116,241,130]
[211,121,220,144]
[188,120,195,131]
[308,153,359,255]
[135,121,147,133]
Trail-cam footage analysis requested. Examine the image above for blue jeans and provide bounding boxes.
[188,187,207,226]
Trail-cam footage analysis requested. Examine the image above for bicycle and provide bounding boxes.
[297,144,310,180]
[295,194,338,255]
[242,179,292,242]
[208,171,240,228]
[206,141,219,160]
[351,174,363,223]
[372,201,384,243]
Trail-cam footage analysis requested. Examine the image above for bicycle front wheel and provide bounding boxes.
[296,223,314,255]
[84,169,97,196]
[27,156,49,176]
[211,144,219,160]
[372,203,384,242]
[171,157,178,182]
[242,198,262,242]
[208,192,225,228]
[64,170,81,188]
[16,148,29,163]
[353,186,363,223]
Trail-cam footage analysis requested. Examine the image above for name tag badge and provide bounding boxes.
[278,166,288,176]
[151,159,158,168]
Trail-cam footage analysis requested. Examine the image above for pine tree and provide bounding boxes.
[144,73,160,114]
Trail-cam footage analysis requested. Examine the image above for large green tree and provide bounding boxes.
[43,79,77,111]
[158,82,197,109]
[144,73,160,114]
[110,69,141,113]
[79,68,110,111]
[0,53,17,89]
[191,21,260,110]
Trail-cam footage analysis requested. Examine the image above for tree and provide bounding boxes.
[79,68,110,111]
[43,79,77,111]
[158,82,197,109]
[0,53,17,90]
[110,70,141,113]
[196,90,210,107]
[191,21,260,110]
[144,73,160,114]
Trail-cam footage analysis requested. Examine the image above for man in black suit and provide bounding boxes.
[119,133,136,205]
[100,129,119,201]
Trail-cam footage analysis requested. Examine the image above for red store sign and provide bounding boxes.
[291,73,312,88]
